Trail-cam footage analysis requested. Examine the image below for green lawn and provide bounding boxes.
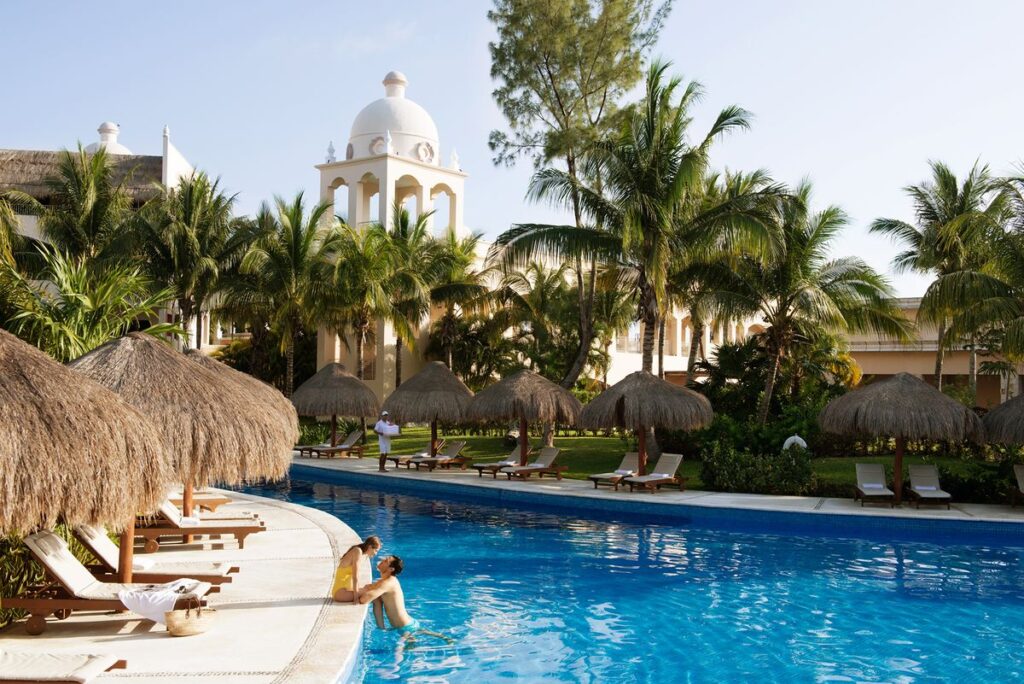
[346,426,982,497]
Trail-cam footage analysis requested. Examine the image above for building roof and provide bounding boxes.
[0,148,163,202]
[348,71,440,164]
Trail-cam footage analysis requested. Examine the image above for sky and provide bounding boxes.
[2,1,1023,296]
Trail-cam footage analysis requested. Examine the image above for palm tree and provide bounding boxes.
[492,261,573,376]
[225,193,339,396]
[135,172,238,349]
[381,200,442,387]
[31,145,134,262]
[0,193,24,267]
[430,226,490,370]
[2,247,178,361]
[870,161,1004,390]
[721,182,912,423]
[332,222,425,385]
[492,61,771,374]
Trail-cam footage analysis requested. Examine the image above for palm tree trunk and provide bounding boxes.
[179,300,193,350]
[686,322,703,384]
[968,342,978,405]
[641,316,657,373]
[285,334,295,398]
[560,259,597,389]
[356,329,366,445]
[758,348,783,425]
[657,318,666,379]
[934,320,946,390]
[395,337,403,388]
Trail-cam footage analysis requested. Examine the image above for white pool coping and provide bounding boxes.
[294,456,1024,526]
[0,490,368,683]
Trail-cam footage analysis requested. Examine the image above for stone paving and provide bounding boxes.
[1,491,367,683]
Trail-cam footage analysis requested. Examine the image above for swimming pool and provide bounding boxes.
[245,472,1024,683]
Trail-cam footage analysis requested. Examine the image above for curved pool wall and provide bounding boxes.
[292,463,1024,547]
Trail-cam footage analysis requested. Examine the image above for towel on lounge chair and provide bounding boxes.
[0,651,122,683]
[117,578,203,624]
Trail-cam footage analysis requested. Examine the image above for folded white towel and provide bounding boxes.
[132,558,155,571]
[179,516,201,526]
[118,579,201,625]
[915,485,938,491]
[862,483,885,489]
[614,469,634,476]
[650,473,671,479]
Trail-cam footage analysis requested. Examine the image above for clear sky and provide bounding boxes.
[2,1,1022,295]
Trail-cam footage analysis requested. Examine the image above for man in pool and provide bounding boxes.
[358,555,448,642]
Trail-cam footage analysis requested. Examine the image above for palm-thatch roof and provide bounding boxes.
[819,372,984,442]
[186,350,299,444]
[581,371,713,431]
[382,362,473,423]
[981,393,1024,444]
[290,363,380,418]
[68,333,295,487]
[467,369,581,425]
[0,149,163,203]
[0,329,172,534]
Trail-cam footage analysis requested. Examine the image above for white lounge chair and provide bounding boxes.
[407,441,469,471]
[134,503,266,553]
[588,453,639,490]
[0,651,126,683]
[502,447,565,480]
[908,464,952,509]
[73,524,238,585]
[153,499,258,524]
[168,490,233,512]
[301,430,364,458]
[471,448,528,478]
[0,531,211,635]
[854,463,895,507]
[623,453,686,492]
[385,439,447,468]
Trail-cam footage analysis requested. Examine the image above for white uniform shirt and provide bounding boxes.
[374,419,392,453]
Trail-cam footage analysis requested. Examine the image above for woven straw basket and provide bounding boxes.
[165,598,215,637]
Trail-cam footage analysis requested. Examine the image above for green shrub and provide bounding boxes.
[298,417,359,445]
[933,459,1013,504]
[701,444,813,495]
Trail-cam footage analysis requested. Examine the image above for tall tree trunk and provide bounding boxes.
[641,316,657,373]
[195,307,204,350]
[179,299,193,350]
[285,333,295,397]
[934,319,946,390]
[968,342,978,405]
[356,327,367,444]
[657,317,666,379]
[757,348,783,425]
[395,337,403,388]
[560,259,597,389]
[686,321,703,384]
[603,341,611,387]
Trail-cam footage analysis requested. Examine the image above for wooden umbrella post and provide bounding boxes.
[894,435,906,505]
[519,416,529,466]
[118,521,135,583]
[637,425,647,476]
[331,414,338,447]
[431,419,439,457]
[182,481,194,544]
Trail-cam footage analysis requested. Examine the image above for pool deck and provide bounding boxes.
[0,491,367,683]
[295,455,1024,526]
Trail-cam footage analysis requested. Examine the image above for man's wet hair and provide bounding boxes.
[388,555,404,576]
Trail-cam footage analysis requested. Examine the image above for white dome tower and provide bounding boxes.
[347,71,440,164]
[84,121,133,155]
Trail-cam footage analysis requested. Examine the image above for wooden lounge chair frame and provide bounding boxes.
[1,533,209,635]
[134,517,266,553]
[623,454,687,492]
[407,441,470,471]
[73,525,239,585]
[386,439,447,469]
[471,448,530,478]
[907,464,952,510]
[503,447,566,480]
[588,453,639,491]
[168,492,233,512]
[853,463,895,507]
[0,654,127,683]
[302,430,364,459]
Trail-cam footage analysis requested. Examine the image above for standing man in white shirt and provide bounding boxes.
[374,411,397,472]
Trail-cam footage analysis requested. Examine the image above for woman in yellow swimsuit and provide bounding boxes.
[332,535,382,604]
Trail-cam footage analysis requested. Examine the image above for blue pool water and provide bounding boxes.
[245,475,1024,683]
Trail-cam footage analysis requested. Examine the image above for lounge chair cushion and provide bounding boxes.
[0,651,119,683]
[76,525,234,577]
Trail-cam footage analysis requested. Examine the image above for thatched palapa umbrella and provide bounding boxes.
[982,393,1024,445]
[819,372,984,503]
[382,361,473,456]
[186,349,300,444]
[467,369,582,466]
[69,333,296,566]
[291,363,380,446]
[581,371,713,476]
[1,329,172,582]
